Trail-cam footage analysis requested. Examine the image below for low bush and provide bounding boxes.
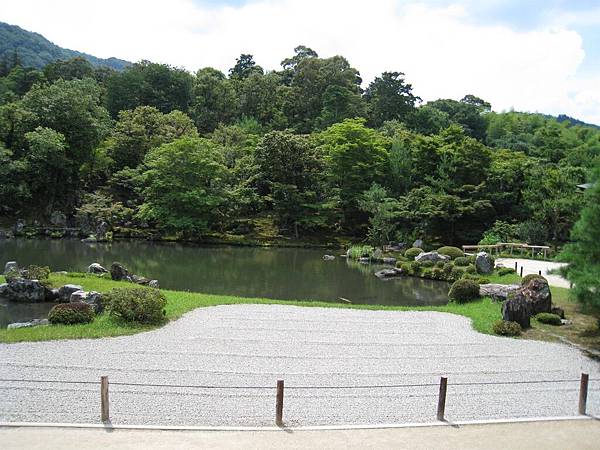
[395,255,408,263]
[535,313,562,326]
[465,264,477,274]
[399,262,412,273]
[437,246,464,259]
[421,260,434,268]
[48,303,94,325]
[404,247,423,259]
[422,268,434,279]
[454,256,470,267]
[450,266,466,281]
[442,262,454,275]
[521,274,548,285]
[25,265,51,281]
[104,287,167,325]
[493,320,522,336]
[448,279,480,303]
[434,261,445,269]
[497,267,516,276]
[468,255,476,264]
[432,267,444,280]
[462,274,490,284]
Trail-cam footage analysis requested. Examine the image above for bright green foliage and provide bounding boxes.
[562,170,600,308]
[104,287,166,325]
[191,68,238,133]
[358,184,399,245]
[493,320,522,336]
[139,137,228,234]
[364,71,419,127]
[448,278,481,303]
[347,245,375,260]
[49,303,94,325]
[404,247,423,259]
[437,246,464,259]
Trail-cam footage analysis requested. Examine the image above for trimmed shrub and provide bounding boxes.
[448,279,480,303]
[454,256,470,267]
[104,287,167,325]
[48,303,94,325]
[395,255,408,263]
[465,264,477,274]
[421,260,434,268]
[521,274,547,285]
[493,320,522,336]
[450,266,466,281]
[462,274,490,284]
[422,268,433,279]
[25,265,51,280]
[437,246,464,259]
[404,247,424,259]
[498,267,516,276]
[434,261,445,269]
[432,267,444,280]
[535,313,562,326]
[442,262,454,275]
[399,262,412,273]
[468,255,476,264]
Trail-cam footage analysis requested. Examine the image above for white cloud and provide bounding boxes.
[1,0,599,124]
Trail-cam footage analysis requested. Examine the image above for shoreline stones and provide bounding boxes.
[415,251,450,264]
[70,290,104,313]
[479,284,520,302]
[0,279,48,303]
[7,319,49,329]
[323,255,335,261]
[374,268,403,279]
[58,284,83,303]
[87,263,108,274]
[4,261,18,275]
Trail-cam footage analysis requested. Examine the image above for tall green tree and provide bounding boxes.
[191,67,238,133]
[364,71,419,127]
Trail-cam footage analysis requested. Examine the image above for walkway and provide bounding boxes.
[2,419,600,449]
[496,258,569,288]
[1,305,598,426]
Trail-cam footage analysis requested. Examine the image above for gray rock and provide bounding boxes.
[521,277,552,315]
[110,262,130,281]
[358,257,370,264]
[46,288,60,302]
[0,279,47,303]
[479,284,520,302]
[69,290,88,303]
[70,290,103,313]
[374,268,402,279]
[50,211,67,227]
[415,251,450,264]
[412,239,424,249]
[87,263,108,274]
[322,255,335,261]
[14,219,25,234]
[382,257,397,265]
[4,261,18,275]
[475,252,494,274]
[148,280,160,289]
[96,221,110,241]
[502,292,532,329]
[58,284,83,302]
[7,319,49,329]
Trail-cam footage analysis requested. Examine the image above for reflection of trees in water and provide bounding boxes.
[0,240,449,306]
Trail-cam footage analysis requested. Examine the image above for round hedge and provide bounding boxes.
[448,279,480,303]
[404,247,424,259]
[48,302,94,325]
[535,313,562,325]
[104,287,167,325]
[437,246,464,259]
[521,274,548,286]
[493,320,522,336]
[454,256,470,267]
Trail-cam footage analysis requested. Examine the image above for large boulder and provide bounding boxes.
[412,239,424,249]
[502,292,532,329]
[4,261,18,275]
[374,268,402,279]
[110,262,130,281]
[87,263,108,274]
[479,284,520,302]
[415,251,450,264]
[521,277,552,315]
[475,252,494,274]
[0,279,47,303]
[58,284,83,302]
[70,290,104,313]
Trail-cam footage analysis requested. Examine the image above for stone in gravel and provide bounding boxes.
[479,284,519,302]
[521,277,552,315]
[502,292,532,329]
[3,261,18,275]
[58,284,83,303]
[475,252,494,274]
[110,262,130,281]
[0,279,47,303]
[415,251,449,264]
[374,268,402,279]
[87,263,108,274]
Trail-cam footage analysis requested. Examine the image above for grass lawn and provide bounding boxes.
[1,271,598,353]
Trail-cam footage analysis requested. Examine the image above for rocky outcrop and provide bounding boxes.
[415,251,450,264]
[4,261,18,275]
[0,279,48,303]
[382,257,397,265]
[87,263,108,274]
[475,252,494,274]
[58,284,83,303]
[521,277,552,315]
[479,284,520,301]
[110,262,130,281]
[502,292,532,329]
[7,319,49,329]
[70,290,104,313]
[374,268,402,279]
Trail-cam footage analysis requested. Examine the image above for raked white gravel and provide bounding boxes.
[1,304,598,426]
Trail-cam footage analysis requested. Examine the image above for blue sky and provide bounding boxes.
[2,0,600,123]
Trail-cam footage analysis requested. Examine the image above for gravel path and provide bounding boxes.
[496,258,569,288]
[1,305,599,426]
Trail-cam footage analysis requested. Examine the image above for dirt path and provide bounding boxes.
[496,258,569,288]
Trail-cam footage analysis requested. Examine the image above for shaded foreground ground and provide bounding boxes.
[2,420,600,450]
[1,305,599,426]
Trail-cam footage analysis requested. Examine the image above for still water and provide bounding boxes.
[0,239,449,327]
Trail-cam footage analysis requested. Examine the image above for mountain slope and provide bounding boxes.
[0,21,130,70]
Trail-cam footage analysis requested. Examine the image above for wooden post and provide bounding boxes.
[437,377,447,421]
[275,379,284,426]
[538,270,542,276]
[514,261,518,271]
[579,373,589,415]
[520,266,523,277]
[100,376,109,422]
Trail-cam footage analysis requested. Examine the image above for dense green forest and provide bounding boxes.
[0,45,598,246]
[0,22,129,71]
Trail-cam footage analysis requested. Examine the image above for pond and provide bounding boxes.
[0,239,449,327]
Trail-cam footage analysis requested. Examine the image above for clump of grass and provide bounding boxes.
[347,245,374,260]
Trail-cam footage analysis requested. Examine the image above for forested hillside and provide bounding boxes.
[0,45,598,246]
[0,22,129,71]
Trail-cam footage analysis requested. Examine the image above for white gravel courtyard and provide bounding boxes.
[1,304,599,426]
